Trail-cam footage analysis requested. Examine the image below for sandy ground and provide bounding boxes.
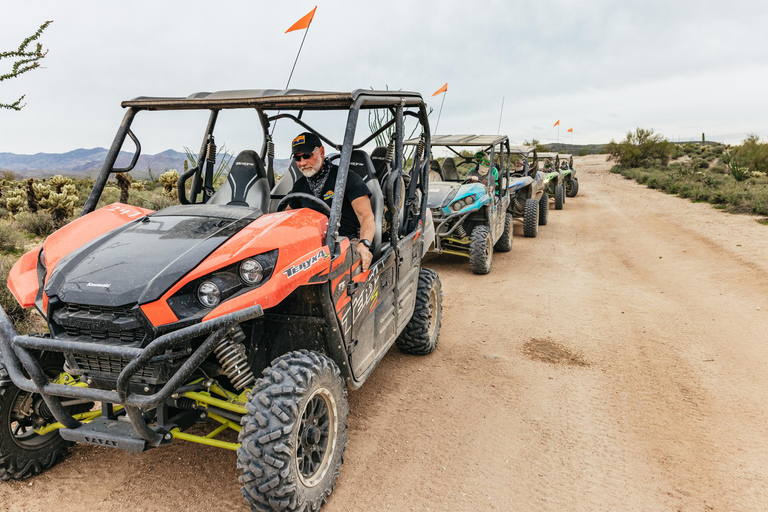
[3,154,768,511]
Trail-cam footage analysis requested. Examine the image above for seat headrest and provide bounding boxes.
[442,157,457,172]
[371,146,390,179]
[224,150,267,206]
[349,150,377,182]
[430,159,441,173]
[231,150,267,179]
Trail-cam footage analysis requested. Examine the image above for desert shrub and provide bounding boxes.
[710,162,727,174]
[0,223,24,253]
[578,148,588,157]
[606,128,673,168]
[0,255,33,329]
[691,157,709,169]
[732,135,768,173]
[15,210,56,237]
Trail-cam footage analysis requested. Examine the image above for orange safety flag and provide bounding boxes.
[553,120,560,127]
[432,83,448,96]
[567,128,573,133]
[286,6,317,33]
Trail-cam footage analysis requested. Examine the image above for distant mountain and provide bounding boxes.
[0,148,292,179]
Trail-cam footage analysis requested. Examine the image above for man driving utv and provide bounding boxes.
[286,132,375,270]
[465,150,499,187]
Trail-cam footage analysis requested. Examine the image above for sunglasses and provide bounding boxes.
[292,147,318,162]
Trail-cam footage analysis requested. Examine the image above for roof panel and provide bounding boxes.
[121,88,424,111]
[509,145,536,155]
[404,134,508,146]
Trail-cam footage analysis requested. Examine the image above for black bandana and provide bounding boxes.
[306,159,332,198]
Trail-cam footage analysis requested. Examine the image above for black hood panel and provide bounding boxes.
[46,205,261,307]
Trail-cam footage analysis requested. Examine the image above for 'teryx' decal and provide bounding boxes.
[283,249,329,278]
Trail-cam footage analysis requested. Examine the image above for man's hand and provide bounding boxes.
[467,176,479,183]
[357,242,373,271]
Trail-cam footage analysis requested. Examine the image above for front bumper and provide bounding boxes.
[0,302,263,448]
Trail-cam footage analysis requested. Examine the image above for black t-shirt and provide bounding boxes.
[288,163,372,238]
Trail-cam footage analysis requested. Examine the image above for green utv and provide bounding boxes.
[538,152,567,211]
[559,153,580,197]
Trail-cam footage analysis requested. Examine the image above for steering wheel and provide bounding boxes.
[276,192,331,216]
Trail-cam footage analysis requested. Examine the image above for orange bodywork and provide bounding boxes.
[141,208,330,326]
[8,203,154,310]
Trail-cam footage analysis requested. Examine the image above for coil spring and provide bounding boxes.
[213,326,256,390]
[455,225,467,239]
[385,140,394,163]
[416,137,425,161]
[206,137,217,164]
[267,138,275,158]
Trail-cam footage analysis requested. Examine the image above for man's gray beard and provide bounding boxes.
[299,166,320,178]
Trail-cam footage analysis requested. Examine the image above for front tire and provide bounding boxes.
[523,198,539,237]
[0,354,71,481]
[538,192,549,226]
[494,213,513,252]
[554,184,565,210]
[469,225,493,274]
[238,351,349,512]
[396,268,442,355]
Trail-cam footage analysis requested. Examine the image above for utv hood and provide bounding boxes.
[45,205,262,307]
[427,182,461,209]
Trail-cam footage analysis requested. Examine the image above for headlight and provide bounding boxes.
[239,258,264,285]
[465,195,475,205]
[451,200,464,211]
[197,281,221,308]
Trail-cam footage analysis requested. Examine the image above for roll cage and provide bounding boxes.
[509,145,538,177]
[404,134,511,200]
[81,88,432,257]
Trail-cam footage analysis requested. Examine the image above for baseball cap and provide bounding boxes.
[291,132,322,155]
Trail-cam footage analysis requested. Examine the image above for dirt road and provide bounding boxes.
[3,154,768,511]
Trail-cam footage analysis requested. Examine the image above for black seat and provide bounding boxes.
[269,161,302,212]
[441,157,460,181]
[370,146,391,185]
[349,150,384,259]
[208,150,270,211]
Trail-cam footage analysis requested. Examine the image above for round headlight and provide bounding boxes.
[465,195,475,205]
[452,201,463,212]
[239,258,264,285]
[197,281,221,308]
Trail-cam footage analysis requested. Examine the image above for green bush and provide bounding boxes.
[0,223,24,253]
[578,148,589,157]
[15,211,56,237]
[0,255,32,330]
[606,128,673,168]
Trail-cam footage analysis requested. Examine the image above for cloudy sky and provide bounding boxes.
[1,0,767,157]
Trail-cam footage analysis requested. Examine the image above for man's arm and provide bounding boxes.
[351,195,375,271]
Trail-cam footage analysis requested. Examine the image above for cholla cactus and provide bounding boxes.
[25,178,38,213]
[158,169,179,195]
[40,184,79,225]
[48,174,72,193]
[4,188,26,216]
[131,180,146,191]
[115,173,131,203]
[33,182,51,200]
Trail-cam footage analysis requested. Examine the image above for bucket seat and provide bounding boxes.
[441,157,460,181]
[208,150,270,212]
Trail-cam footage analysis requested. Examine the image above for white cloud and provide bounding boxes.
[1,0,766,156]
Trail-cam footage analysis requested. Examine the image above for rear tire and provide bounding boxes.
[469,225,493,275]
[237,351,348,512]
[538,192,549,226]
[523,198,539,238]
[494,213,513,252]
[0,354,71,481]
[555,184,565,210]
[396,268,442,355]
[566,177,579,197]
